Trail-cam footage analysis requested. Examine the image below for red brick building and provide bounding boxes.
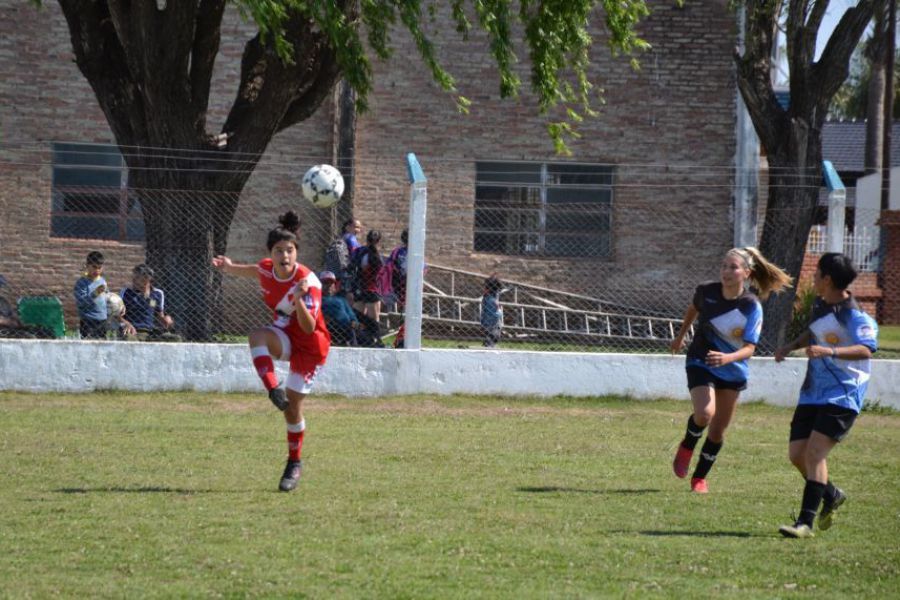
[1,1,740,331]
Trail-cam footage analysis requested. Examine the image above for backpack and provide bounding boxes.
[323,237,350,277]
[375,256,394,299]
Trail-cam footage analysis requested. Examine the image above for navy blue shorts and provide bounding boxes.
[789,404,858,442]
[686,366,747,392]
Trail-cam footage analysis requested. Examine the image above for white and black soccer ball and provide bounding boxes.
[301,164,344,209]
[106,292,125,319]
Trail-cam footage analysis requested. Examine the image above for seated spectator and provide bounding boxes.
[0,275,53,339]
[120,264,180,341]
[74,251,111,339]
[320,271,360,346]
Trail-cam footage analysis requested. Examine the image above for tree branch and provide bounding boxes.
[734,2,786,153]
[56,0,148,147]
[190,0,227,128]
[813,0,876,99]
[276,52,341,133]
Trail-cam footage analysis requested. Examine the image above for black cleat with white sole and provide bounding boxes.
[279,460,302,492]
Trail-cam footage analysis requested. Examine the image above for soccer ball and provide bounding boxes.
[301,164,344,208]
[106,292,125,318]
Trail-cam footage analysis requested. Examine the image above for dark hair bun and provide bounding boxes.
[278,211,302,234]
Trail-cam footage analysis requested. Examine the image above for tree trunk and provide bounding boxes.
[756,121,823,353]
[866,4,889,174]
[129,162,244,341]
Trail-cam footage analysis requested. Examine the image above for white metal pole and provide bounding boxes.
[404,153,427,350]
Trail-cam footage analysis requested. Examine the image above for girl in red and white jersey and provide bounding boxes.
[212,211,330,492]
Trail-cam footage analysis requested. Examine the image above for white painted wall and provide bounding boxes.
[1,340,898,408]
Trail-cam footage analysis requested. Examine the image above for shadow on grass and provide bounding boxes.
[54,486,221,495]
[636,530,761,538]
[517,486,662,495]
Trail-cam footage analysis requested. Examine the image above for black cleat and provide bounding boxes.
[819,487,846,531]
[268,387,288,411]
[278,460,302,492]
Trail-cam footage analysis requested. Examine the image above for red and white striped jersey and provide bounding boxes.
[257,258,330,359]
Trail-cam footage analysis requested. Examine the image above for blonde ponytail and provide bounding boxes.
[732,246,793,301]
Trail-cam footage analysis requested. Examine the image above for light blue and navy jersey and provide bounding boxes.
[799,295,878,413]
[686,282,762,383]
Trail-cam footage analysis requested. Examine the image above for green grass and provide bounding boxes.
[3,393,897,598]
[879,325,900,351]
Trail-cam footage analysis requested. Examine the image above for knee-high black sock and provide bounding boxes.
[799,480,827,527]
[823,480,838,504]
[692,438,722,480]
[680,415,706,451]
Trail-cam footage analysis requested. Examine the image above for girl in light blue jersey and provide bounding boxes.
[775,253,878,538]
[671,247,791,493]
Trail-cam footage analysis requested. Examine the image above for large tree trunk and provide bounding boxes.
[131,169,241,341]
[757,121,824,352]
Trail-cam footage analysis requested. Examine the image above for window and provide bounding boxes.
[474,161,613,257]
[51,142,144,241]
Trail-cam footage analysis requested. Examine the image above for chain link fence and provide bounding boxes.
[1,142,898,357]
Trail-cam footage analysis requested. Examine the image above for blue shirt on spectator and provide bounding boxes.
[343,232,361,257]
[481,293,502,328]
[121,286,166,331]
[322,294,359,328]
[74,276,108,321]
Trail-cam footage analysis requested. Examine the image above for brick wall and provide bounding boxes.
[1,1,739,330]
[353,0,738,314]
[878,210,900,324]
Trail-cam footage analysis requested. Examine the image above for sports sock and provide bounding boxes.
[799,479,827,527]
[251,346,278,391]
[691,438,722,480]
[680,415,706,451]
[287,419,306,461]
[823,480,838,504]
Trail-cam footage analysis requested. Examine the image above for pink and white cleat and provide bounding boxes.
[673,445,693,479]
[690,477,709,494]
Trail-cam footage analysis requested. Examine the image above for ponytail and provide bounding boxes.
[727,246,793,301]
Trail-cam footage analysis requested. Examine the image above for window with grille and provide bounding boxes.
[474,161,613,258]
[51,142,144,241]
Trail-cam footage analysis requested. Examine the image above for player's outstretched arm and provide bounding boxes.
[774,331,810,362]
[212,255,258,279]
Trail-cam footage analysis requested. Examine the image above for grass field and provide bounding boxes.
[2,393,898,598]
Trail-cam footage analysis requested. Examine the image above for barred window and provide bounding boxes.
[474,161,613,258]
[51,142,144,242]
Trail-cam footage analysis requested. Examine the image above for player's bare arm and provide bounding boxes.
[806,343,872,361]
[775,331,811,362]
[670,304,698,354]
[293,279,317,334]
[706,342,756,367]
[212,255,258,279]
